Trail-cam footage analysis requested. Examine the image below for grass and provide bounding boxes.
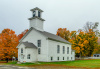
[39,59,100,68]
[6,61,17,64]
[1,59,100,68]
[16,62,36,66]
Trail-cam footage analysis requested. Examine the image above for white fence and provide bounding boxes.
[88,57,100,59]
[76,57,100,60]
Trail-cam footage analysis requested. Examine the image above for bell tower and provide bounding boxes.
[28,7,45,31]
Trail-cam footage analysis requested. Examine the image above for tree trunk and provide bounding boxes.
[80,52,82,59]
[6,58,8,63]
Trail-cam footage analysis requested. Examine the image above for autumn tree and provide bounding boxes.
[70,29,98,57]
[93,45,100,54]
[56,28,70,41]
[85,29,98,56]
[69,31,77,42]
[18,29,28,40]
[71,30,85,57]
[0,29,19,62]
[83,22,99,35]
[98,37,100,45]
[56,27,98,57]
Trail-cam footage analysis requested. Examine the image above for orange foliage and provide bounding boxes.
[56,28,98,57]
[56,28,70,41]
[18,29,28,40]
[0,29,19,59]
[72,29,98,56]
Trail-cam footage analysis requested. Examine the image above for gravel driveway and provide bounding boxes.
[0,65,36,69]
[0,65,86,69]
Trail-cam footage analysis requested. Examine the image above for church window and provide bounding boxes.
[57,45,60,53]
[33,11,35,17]
[38,40,41,47]
[38,48,41,54]
[67,47,69,54]
[63,46,65,54]
[38,11,41,17]
[27,54,30,59]
[57,57,59,60]
[21,48,23,53]
[63,57,64,60]
[51,57,53,61]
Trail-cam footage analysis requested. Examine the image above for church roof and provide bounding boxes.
[40,31,71,44]
[22,42,37,48]
[30,7,43,12]
[19,27,71,44]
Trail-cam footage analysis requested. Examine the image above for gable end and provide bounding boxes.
[19,27,33,42]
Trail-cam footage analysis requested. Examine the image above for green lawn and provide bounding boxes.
[40,59,100,68]
[3,59,100,68]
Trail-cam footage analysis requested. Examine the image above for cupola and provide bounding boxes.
[28,7,45,31]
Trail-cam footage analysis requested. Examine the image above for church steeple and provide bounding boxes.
[28,7,45,31]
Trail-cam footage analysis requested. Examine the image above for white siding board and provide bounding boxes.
[18,44,26,62]
[26,48,38,62]
[48,40,74,61]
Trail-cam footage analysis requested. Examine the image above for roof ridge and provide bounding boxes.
[43,31,57,36]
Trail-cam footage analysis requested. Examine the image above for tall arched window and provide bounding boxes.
[21,48,23,53]
[57,45,60,53]
[27,54,30,59]
[63,46,65,54]
[67,47,69,54]
[38,48,41,54]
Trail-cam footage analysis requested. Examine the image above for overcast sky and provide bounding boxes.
[0,0,100,35]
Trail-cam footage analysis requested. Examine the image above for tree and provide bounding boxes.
[71,29,98,57]
[56,27,98,57]
[56,28,70,41]
[98,37,100,45]
[0,29,19,62]
[18,29,28,40]
[70,31,77,40]
[83,22,99,35]
[71,30,85,57]
[85,29,98,56]
[93,45,100,54]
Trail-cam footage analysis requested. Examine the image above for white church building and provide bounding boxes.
[17,7,75,62]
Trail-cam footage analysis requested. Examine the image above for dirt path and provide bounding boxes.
[0,64,98,69]
[28,64,88,69]
[0,65,35,69]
